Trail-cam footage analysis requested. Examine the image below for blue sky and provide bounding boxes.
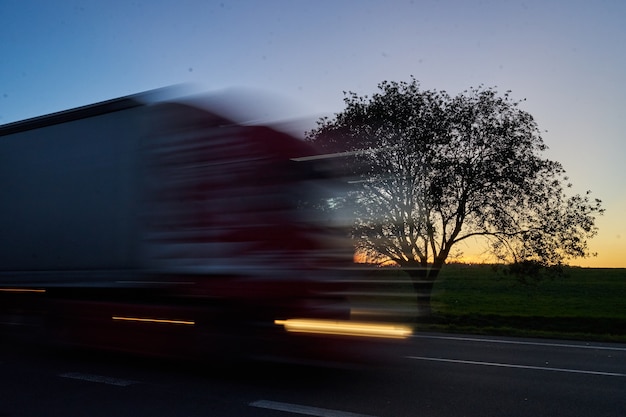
[2,0,625,266]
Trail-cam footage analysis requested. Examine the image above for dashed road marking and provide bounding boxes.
[250,400,378,417]
[59,372,139,386]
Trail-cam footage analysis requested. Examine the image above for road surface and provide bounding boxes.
[1,330,624,416]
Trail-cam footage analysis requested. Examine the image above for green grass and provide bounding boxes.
[349,264,626,342]
[434,265,626,316]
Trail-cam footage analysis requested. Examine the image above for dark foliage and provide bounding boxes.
[306,78,603,316]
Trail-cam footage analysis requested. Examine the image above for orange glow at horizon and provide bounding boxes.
[352,240,625,269]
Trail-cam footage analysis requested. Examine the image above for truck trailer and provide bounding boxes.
[0,91,410,362]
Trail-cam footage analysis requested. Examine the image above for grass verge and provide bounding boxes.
[349,264,626,343]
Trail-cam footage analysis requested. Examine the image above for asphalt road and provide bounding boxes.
[1,331,625,417]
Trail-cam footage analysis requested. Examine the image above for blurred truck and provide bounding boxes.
[0,91,410,362]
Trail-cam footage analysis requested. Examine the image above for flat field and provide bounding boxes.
[349,265,626,342]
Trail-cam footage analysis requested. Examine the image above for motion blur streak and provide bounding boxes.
[0,288,46,293]
[112,316,195,325]
[0,88,408,362]
[274,319,412,339]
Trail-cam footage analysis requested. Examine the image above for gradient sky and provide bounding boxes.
[2,0,624,267]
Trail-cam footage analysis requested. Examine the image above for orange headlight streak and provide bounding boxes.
[112,316,195,325]
[274,319,412,339]
[0,288,46,293]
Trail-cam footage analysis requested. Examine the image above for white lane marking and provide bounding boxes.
[59,372,139,386]
[406,356,626,377]
[412,334,626,352]
[250,400,378,417]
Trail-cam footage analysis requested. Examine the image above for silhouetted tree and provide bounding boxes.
[306,78,603,317]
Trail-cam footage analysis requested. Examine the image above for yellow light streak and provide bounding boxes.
[274,319,412,339]
[112,316,195,325]
[0,288,46,293]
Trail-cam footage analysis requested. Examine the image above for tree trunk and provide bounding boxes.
[405,266,440,319]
